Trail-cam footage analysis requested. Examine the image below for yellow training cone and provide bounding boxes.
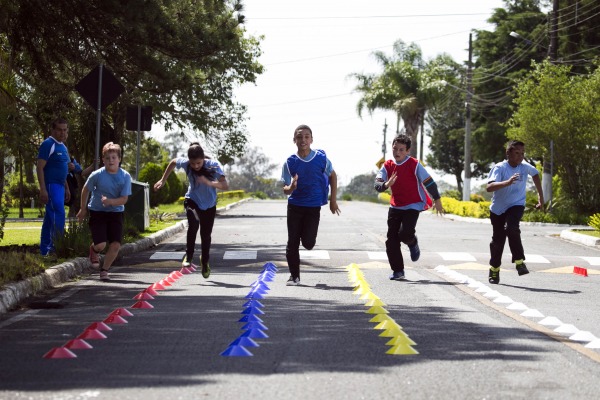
[378,325,404,337]
[374,320,402,330]
[364,298,386,307]
[386,344,419,355]
[359,292,380,300]
[366,306,389,314]
[385,334,417,346]
[369,314,393,323]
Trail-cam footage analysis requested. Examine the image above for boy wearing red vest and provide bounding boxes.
[374,134,444,280]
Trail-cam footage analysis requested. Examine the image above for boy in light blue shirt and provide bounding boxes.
[77,142,132,280]
[486,140,544,284]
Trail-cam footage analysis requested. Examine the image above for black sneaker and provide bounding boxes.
[286,276,300,286]
[408,239,420,262]
[181,254,191,268]
[200,257,210,278]
[389,271,406,280]
[516,263,529,276]
[488,267,500,284]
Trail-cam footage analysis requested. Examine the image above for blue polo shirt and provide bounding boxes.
[177,158,225,210]
[84,167,132,212]
[37,137,70,185]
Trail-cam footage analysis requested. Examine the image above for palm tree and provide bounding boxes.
[351,40,460,158]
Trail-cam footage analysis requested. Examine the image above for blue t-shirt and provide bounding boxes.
[488,160,539,215]
[281,149,333,207]
[84,167,132,212]
[37,137,70,185]
[177,158,225,210]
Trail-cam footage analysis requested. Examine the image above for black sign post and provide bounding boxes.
[126,105,152,180]
[75,65,125,169]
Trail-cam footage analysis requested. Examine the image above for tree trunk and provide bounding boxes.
[402,113,421,158]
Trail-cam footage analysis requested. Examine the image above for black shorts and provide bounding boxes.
[89,210,124,244]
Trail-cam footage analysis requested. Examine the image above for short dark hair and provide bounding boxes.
[188,142,205,160]
[392,134,411,150]
[51,118,68,129]
[294,124,312,135]
[506,140,525,152]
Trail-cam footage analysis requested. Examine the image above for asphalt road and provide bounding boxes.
[0,199,599,400]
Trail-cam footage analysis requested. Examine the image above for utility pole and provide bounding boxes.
[543,0,558,210]
[462,33,473,202]
[382,119,388,159]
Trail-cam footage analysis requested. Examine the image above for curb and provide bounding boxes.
[0,220,188,315]
[560,229,600,247]
[0,198,253,315]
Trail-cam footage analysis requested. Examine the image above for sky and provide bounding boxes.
[154,0,507,186]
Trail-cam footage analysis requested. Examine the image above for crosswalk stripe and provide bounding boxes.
[524,254,551,264]
[299,250,330,260]
[438,252,477,261]
[150,251,185,260]
[223,250,257,260]
[578,257,600,266]
[367,252,387,260]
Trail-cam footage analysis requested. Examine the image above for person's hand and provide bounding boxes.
[101,195,110,207]
[386,171,397,190]
[65,189,71,204]
[290,174,298,191]
[68,162,75,172]
[535,199,545,212]
[330,200,341,216]
[39,188,49,205]
[508,173,520,185]
[153,180,164,191]
[433,198,445,216]
[76,208,87,223]
[196,175,211,186]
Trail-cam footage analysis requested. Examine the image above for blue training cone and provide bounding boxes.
[241,328,269,339]
[220,345,253,357]
[263,262,278,272]
[229,336,260,348]
[239,314,263,323]
[241,306,265,315]
[243,299,264,308]
[241,321,268,331]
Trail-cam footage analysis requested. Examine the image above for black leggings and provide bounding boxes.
[489,206,525,267]
[184,199,216,265]
[286,204,321,278]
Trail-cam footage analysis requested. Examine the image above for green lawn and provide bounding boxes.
[574,229,600,238]
[2,195,249,246]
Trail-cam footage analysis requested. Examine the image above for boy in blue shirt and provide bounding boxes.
[281,125,341,286]
[486,140,544,284]
[77,142,132,280]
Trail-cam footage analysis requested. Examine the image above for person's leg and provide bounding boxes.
[40,183,65,255]
[198,206,216,277]
[98,212,124,280]
[398,210,421,261]
[489,211,507,268]
[385,208,404,273]
[299,206,321,250]
[488,211,507,284]
[88,210,108,274]
[505,206,525,262]
[184,200,200,265]
[285,204,303,280]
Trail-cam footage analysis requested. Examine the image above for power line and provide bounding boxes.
[248,13,492,21]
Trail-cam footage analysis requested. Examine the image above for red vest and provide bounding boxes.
[384,157,432,210]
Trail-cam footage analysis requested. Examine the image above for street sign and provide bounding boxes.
[126,106,152,131]
[75,65,125,111]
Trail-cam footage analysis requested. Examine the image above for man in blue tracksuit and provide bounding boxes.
[37,118,72,255]
[281,124,341,286]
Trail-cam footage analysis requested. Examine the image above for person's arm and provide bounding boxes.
[81,161,96,177]
[64,180,71,204]
[154,159,177,191]
[532,173,544,210]
[76,185,90,222]
[487,174,519,192]
[328,170,341,215]
[36,159,48,204]
[197,174,229,190]
[101,195,129,207]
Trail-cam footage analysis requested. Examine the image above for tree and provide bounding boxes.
[226,146,280,198]
[507,60,600,214]
[0,0,263,183]
[342,174,378,198]
[351,40,460,158]
[121,137,169,178]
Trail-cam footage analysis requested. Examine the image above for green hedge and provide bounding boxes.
[378,193,491,219]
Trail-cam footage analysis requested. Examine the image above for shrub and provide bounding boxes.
[138,162,169,207]
[0,250,46,287]
[589,213,600,232]
[342,193,352,201]
[252,191,267,200]
[442,189,461,200]
[53,219,93,259]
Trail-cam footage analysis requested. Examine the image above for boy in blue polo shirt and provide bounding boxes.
[486,140,544,284]
[281,124,341,286]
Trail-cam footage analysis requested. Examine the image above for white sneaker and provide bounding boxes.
[286,276,300,286]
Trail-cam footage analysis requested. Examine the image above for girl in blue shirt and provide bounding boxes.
[154,142,228,278]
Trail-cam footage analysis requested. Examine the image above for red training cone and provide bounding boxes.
[85,322,112,332]
[64,339,93,350]
[43,347,77,359]
[573,266,589,277]
[103,315,128,324]
[111,308,134,317]
[134,291,155,300]
[77,329,107,340]
[131,300,154,309]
